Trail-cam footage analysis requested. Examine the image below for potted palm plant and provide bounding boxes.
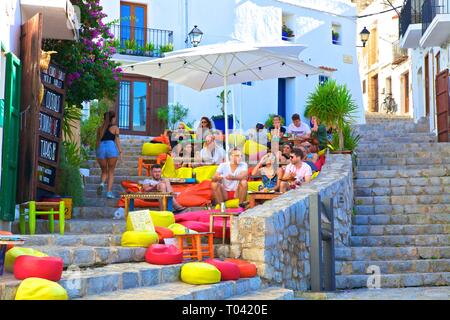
[305,79,359,153]
[211,89,234,132]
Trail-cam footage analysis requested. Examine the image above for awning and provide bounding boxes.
[21,0,80,40]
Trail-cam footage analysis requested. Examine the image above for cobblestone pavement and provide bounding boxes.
[296,287,450,300]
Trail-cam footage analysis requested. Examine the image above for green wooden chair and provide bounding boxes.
[19,201,65,235]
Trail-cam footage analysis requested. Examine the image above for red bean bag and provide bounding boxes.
[205,259,240,281]
[179,220,231,239]
[0,231,14,251]
[145,244,182,265]
[175,209,243,223]
[14,256,64,281]
[314,155,326,171]
[155,226,174,243]
[224,258,257,278]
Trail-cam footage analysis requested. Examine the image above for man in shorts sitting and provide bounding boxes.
[279,149,312,192]
[211,148,248,207]
[141,164,186,213]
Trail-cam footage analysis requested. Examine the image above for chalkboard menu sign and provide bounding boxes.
[36,63,66,193]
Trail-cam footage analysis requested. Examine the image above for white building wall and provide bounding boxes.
[357,0,413,116]
[102,0,365,130]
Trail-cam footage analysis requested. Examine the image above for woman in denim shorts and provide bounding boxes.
[96,111,123,198]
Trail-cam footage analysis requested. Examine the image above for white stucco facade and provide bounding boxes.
[101,0,365,130]
[357,0,412,116]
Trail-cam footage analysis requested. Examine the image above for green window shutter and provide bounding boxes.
[0,52,21,221]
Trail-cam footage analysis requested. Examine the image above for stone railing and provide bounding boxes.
[227,154,353,291]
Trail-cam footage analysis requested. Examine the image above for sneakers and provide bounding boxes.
[97,182,105,195]
[106,191,116,199]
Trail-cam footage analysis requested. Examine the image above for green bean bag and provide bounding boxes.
[180,262,221,285]
[121,231,159,247]
[5,247,48,273]
[15,278,68,300]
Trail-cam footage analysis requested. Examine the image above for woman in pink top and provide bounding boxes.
[279,149,312,192]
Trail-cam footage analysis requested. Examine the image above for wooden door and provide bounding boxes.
[425,54,430,116]
[403,72,409,114]
[149,78,168,136]
[371,74,379,112]
[435,69,449,142]
[17,14,43,203]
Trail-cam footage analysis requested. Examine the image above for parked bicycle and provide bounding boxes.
[382,94,397,114]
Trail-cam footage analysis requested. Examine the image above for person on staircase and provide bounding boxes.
[141,164,187,213]
[96,111,123,199]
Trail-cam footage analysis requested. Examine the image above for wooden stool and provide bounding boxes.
[19,201,65,235]
[137,156,157,176]
[209,212,240,244]
[175,232,214,261]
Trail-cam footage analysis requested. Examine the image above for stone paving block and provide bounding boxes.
[86,274,120,296]
[73,248,95,267]
[161,265,181,283]
[122,271,140,290]
[140,268,161,287]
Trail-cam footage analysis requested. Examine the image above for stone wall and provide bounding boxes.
[228,154,353,291]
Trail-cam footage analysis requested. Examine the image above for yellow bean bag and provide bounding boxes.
[121,231,159,247]
[181,262,221,285]
[162,155,176,178]
[142,142,169,156]
[228,134,246,147]
[176,167,193,179]
[5,247,48,273]
[318,148,327,156]
[15,278,68,300]
[126,210,175,231]
[243,140,267,156]
[214,198,240,209]
[168,223,197,235]
[193,165,218,183]
[311,171,320,180]
[248,181,263,192]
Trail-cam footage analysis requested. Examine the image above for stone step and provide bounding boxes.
[227,287,295,300]
[89,168,141,176]
[355,142,450,152]
[350,234,450,247]
[85,175,153,184]
[352,213,450,225]
[356,132,433,139]
[352,224,450,236]
[354,204,450,215]
[83,185,126,193]
[77,277,263,300]
[356,150,450,159]
[21,234,122,247]
[336,272,450,289]
[354,176,450,188]
[82,197,122,207]
[335,246,450,261]
[15,245,146,268]
[0,262,181,300]
[12,219,125,235]
[72,207,119,219]
[355,187,449,198]
[354,195,450,206]
[336,259,450,275]
[356,157,450,166]
[357,164,443,171]
[357,136,435,143]
[354,167,450,179]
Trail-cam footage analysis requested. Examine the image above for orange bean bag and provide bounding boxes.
[145,244,182,265]
[205,259,240,281]
[176,180,212,207]
[121,181,141,193]
[155,226,174,243]
[14,256,64,281]
[0,231,14,251]
[224,258,257,278]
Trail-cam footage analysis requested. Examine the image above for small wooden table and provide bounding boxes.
[209,210,242,244]
[174,232,214,261]
[121,192,174,218]
[248,192,283,208]
[0,239,25,276]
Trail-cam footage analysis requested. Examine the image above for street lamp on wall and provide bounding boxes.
[188,25,203,47]
[357,26,370,48]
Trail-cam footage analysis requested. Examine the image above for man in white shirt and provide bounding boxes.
[211,148,248,206]
[287,113,311,137]
[199,135,226,164]
[279,149,312,192]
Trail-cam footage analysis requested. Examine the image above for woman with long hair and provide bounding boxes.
[96,110,122,198]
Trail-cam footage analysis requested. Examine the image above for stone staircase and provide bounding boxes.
[2,136,293,300]
[335,114,450,289]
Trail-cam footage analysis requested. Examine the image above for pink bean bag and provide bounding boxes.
[14,256,64,281]
[205,259,240,281]
[145,244,183,265]
[155,226,174,243]
[224,258,257,278]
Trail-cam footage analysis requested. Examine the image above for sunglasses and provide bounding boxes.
[290,156,295,159]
